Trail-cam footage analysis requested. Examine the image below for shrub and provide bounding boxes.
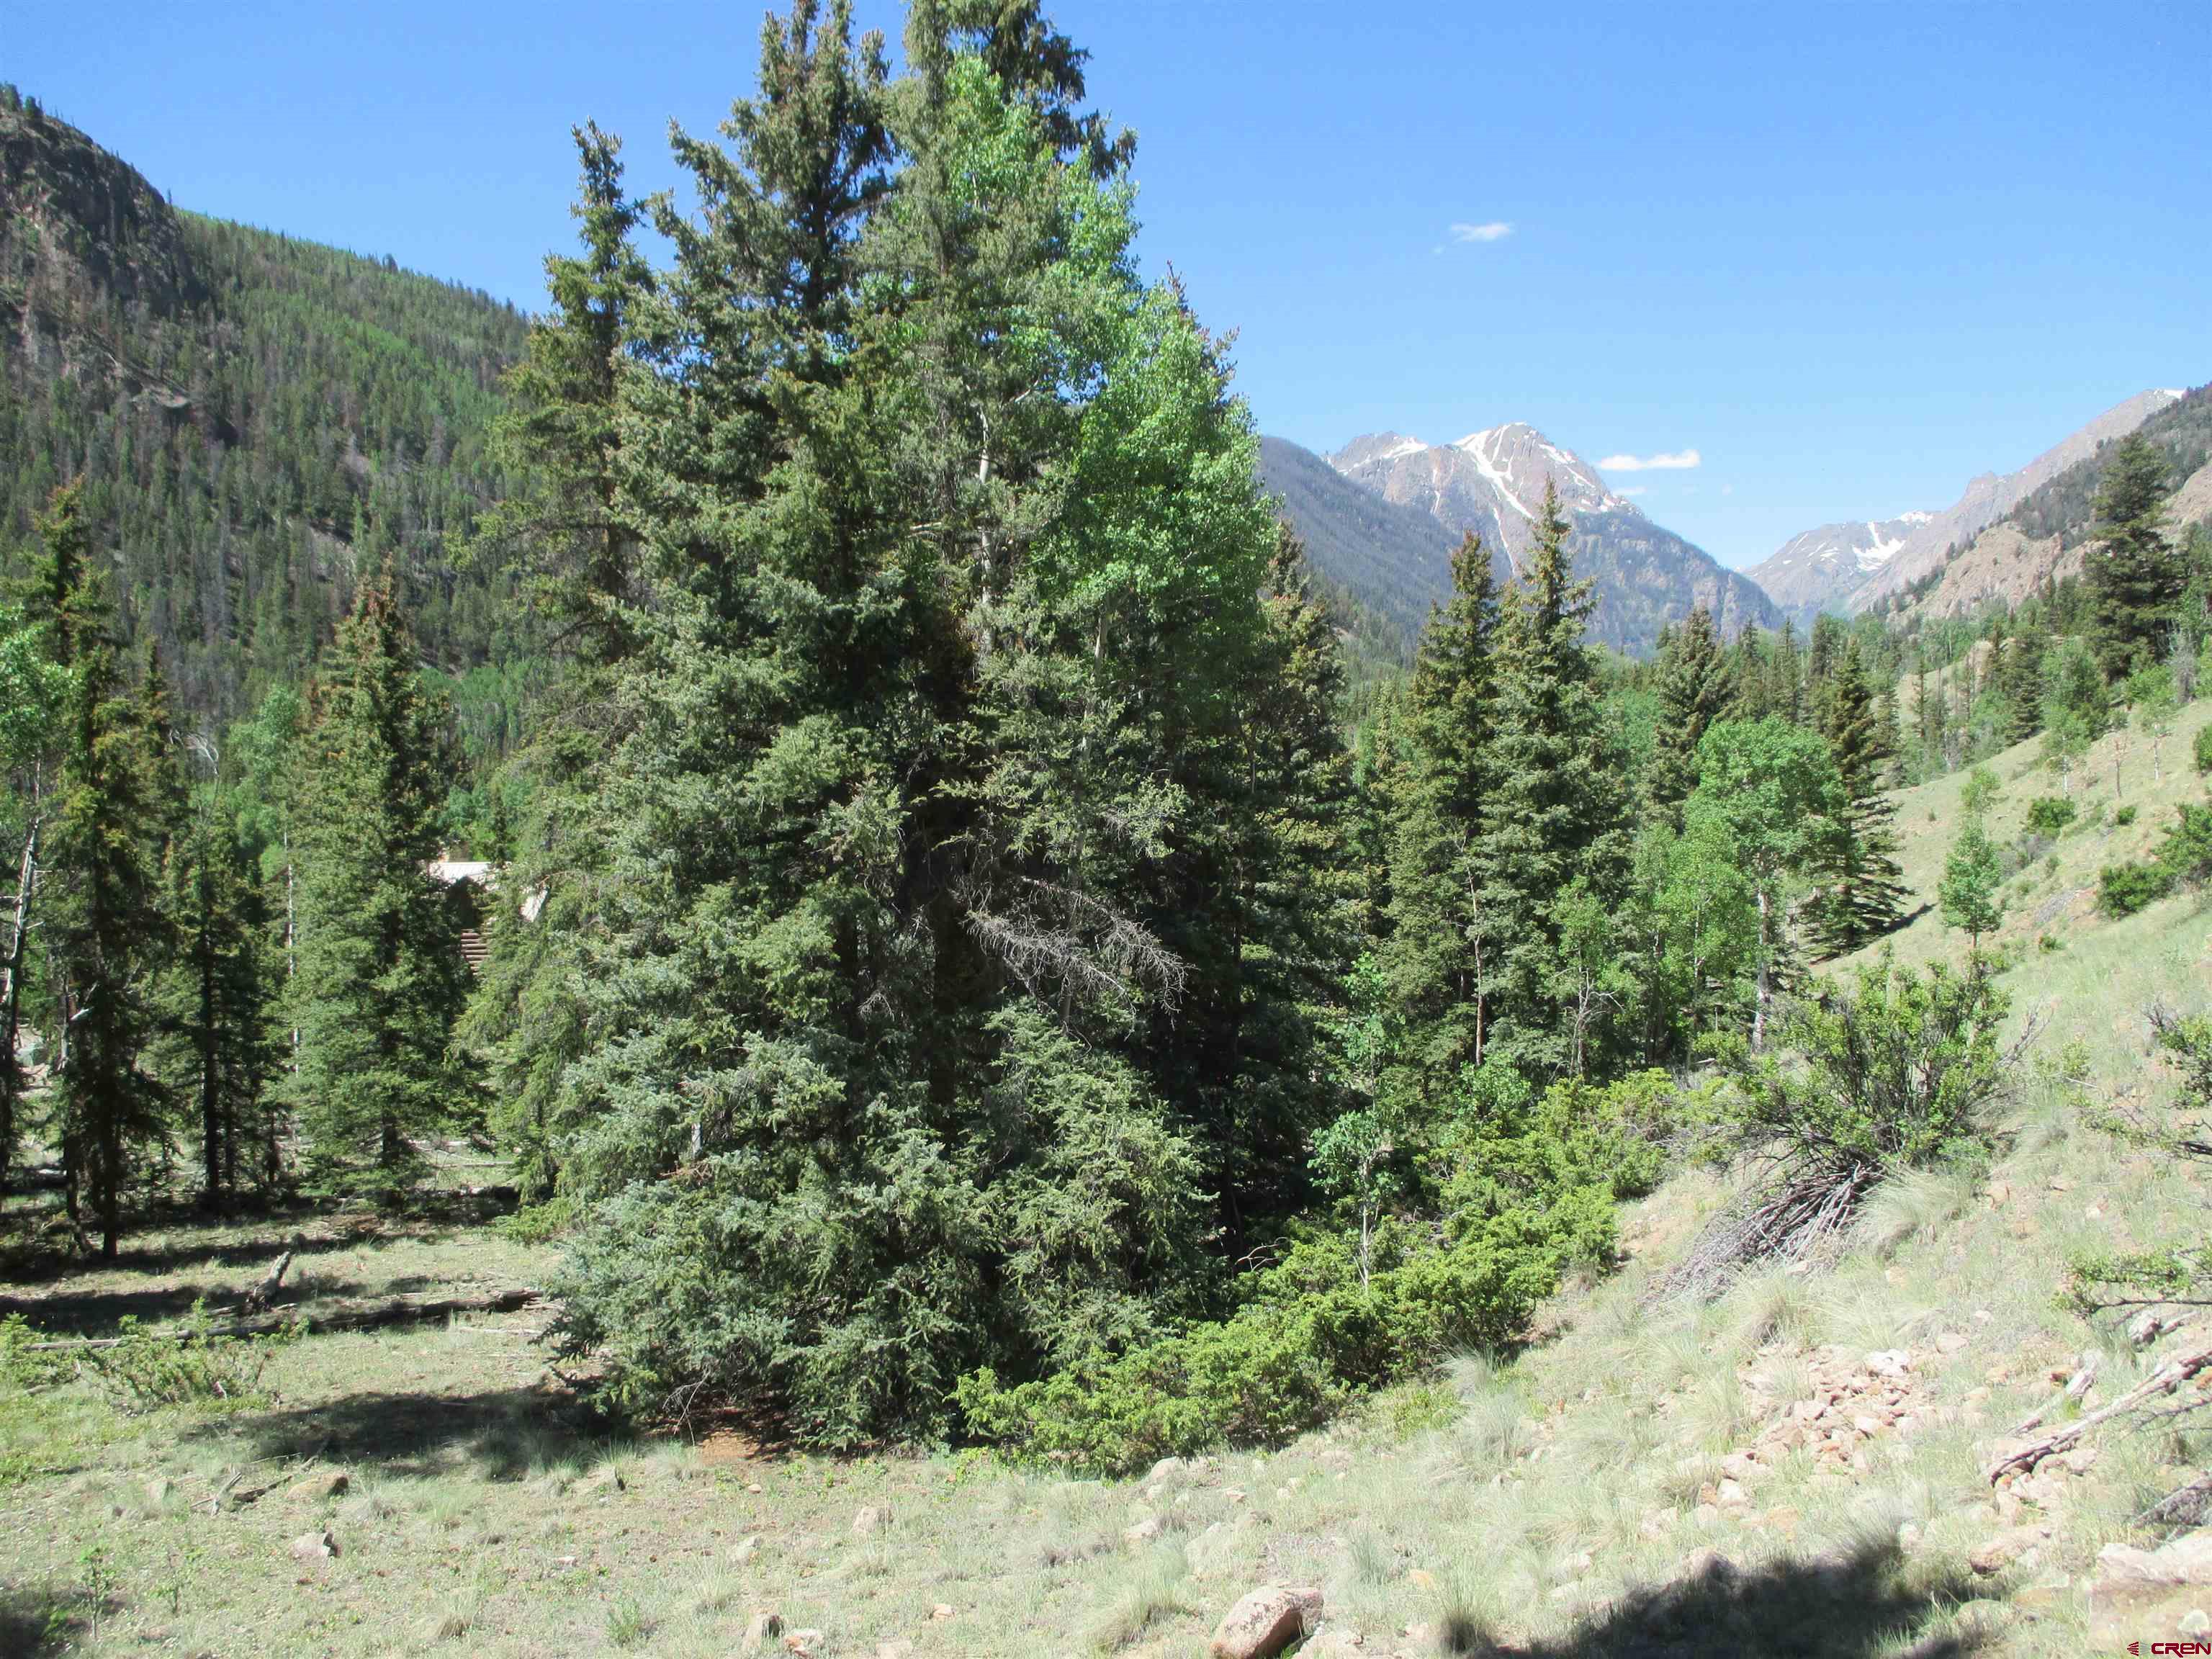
[79,1303,288,1411]
[2116,804,2139,827]
[2025,795,2077,836]
[1670,953,2011,1297]
[2098,860,2172,918]
[2195,721,2212,776]
[958,1100,1624,1473]
[2154,801,2212,891]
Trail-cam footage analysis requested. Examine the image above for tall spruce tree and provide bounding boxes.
[1382,532,1501,1093]
[1647,603,1730,819]
[284,562,477,1200]
[1809,639,1907,955]
[158,799,274,1208]
[541,6,1354,1444]
[1469,483,1629,1074]
[45,546,170,1256]
[2087,432,2179,680]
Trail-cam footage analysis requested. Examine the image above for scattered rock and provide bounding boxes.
[1936,1331,1969,1354]
[1208,1584,1323,1659]
[1125,1516,1163,1545]
[288,1529,338,1562]
[1680,1548,1735,1581]
[783,1630,824,1656]
[1864,1349,1911,1380]
[742,1610,783,1648]
[2185,1609,2212,1635]
[1970,1526,2048,1576]
[2097,1531,2212,1586]
[581,1465,626,1496]
[145,1477,174,1505]
[876,1642,914,1658]
[930,1604,954,1622]
[1225,1488,1249,1505]
[287,1470,349,1503]
[1405,1568,1434,1589]
[851,1505,891,1535]
[728,1535,761,1564]
[1715,1478,1748,1508]
[1148,1456,1187,1481]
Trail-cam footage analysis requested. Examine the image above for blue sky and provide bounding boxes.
[11,0,2208,567]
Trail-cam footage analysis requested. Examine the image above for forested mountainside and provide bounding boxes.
[1879,382,2212,624]
[0,84,529,732]
[1270,424,1776,657]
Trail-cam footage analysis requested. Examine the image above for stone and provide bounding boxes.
[876,1643,914,1658]
[1225,1488,1249,1505]
[1717,1452,1759,1482]
[1405,1568,1434,1589]
[728,1535,761,1564]
[2096,1531,2212,1586]
[852,1505,891,1535]
[783,1630,824,1656]
[1970,1527,2048,1576]
[1125,1516,1164,1545]
[1936,1331,1969,1354]
[288,1529,338,1561]
[582,1465,626,1496]
[287,1470,349,1503]
[742,1611,783,1648]
[1680,1548,1735,1581]
[1208,1584,1323,1659]
[1864,1349,1911,1380]
[145,1477,174,1505]
[930,1604,954,1622]
[1715,1479,1748,1507]
[1148,1456,1187,1481]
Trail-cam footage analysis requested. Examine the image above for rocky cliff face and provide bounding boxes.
[0,93,202,390]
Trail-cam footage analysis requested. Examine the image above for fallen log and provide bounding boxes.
[1985,1339,2212,1483]
[27,1286,547,1350]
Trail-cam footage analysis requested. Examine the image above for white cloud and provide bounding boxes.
[1448,220,1514,244]
[1596,447,1701,472]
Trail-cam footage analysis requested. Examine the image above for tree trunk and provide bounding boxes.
[0,821,35,1207]
[199,908,221,1210]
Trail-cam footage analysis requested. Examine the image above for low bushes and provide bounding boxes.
[957,1069,1661,1473]
[2025,795,2077,837]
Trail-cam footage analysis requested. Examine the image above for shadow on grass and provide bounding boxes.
[186,1383,616,1483]
[1458,1539,1992,1658]
[0,1276,374,1336]
[0,1582,115,1657]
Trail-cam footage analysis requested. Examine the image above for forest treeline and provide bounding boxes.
[4,3,2210,1464]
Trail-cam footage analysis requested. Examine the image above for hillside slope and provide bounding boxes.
[0,86,526,725]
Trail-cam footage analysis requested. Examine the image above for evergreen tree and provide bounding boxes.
[471,121,652,662]
[284,562,478,1200]
[1382,532,1500,1092]
[1809,639,1907,956]
[2087,432,2179,680]
[45,548,170,1256]
[1470,482,1629,1072]
[157,799,275,1208]
[1646,603,1730,819]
